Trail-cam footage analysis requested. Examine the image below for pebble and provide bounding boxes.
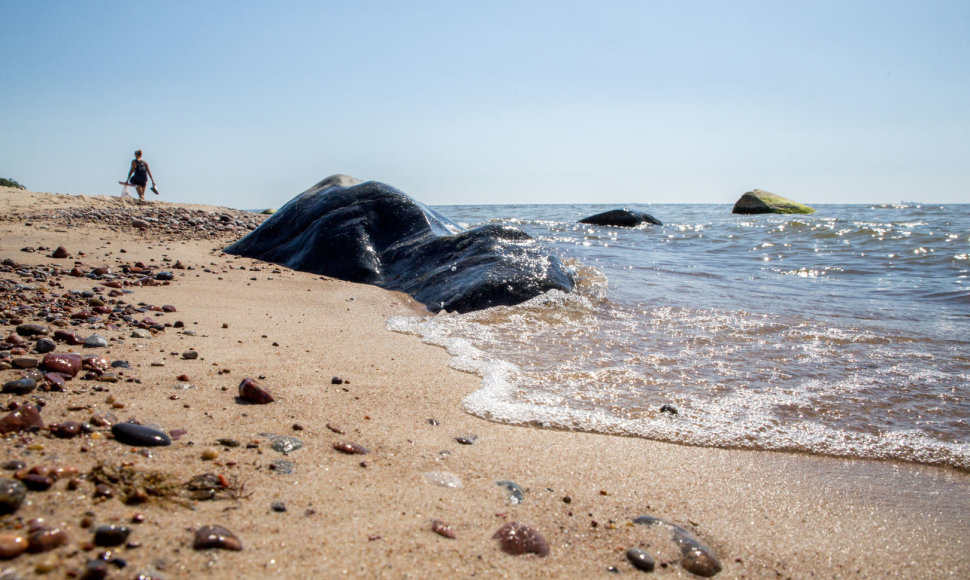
[626,547,656,572]
[200,449,219,460]
[270,501,286,512]
[331,376,343,384]
[0,479,27,514]
[332,441,368,455]
[11,357,39,369]
[430,519,456,539]
[423,471,462,488]
[0,405,44,434]
[2,378,36,395]
[269,459,294,475]
[632,515,722,577]
[455,434,478,445]
[21,474,54,491]
[130,329,152,339]
[492,521,549,557]
[43,353,82,376]
[49,421,83,439]
[193,525,242,551]
[496,480,525,504]
[325,423,345,434]
[84,335,109,348]
[16,323,49,337]
[238,378,274,404]
[34,337,56,353]
[181,350,198,360]
[0,533,27,560]
[111,423,172,447]
[93,524,131,547]
[260,434,303,455]
[26,526,68,553]
[111,360,131,369]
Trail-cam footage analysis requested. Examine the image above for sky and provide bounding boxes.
[1,0,968,208]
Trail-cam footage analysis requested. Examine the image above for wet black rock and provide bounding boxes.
[34,338,56,354]
[225,175,574,313]
[492,521,549,557]
[2,378,37,395]
[579,209,662,227]
[111,423,172,447]
[455,434,478,445]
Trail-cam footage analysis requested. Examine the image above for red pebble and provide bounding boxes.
[238,377,274,404]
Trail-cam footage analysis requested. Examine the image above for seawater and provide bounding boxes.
[387,203,970,470]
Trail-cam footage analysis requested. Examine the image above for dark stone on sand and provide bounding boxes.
[131,219,150,229]
[181,350,198,360]
[579,209,662,227]
[111,423,172,447]
[626,547,656,572]
[93,524,131,547]
[271,501,286,512]
[111,360,131,369]
[660,404,678,415]
[52,246,69,259]
[492,521,549,557]
[224,175,574,313]
[455,434,478,445]
[333,441,368,455]
[16,323,48,337]
[42,352,82,376]
[0,479,27,514]
[155,271,174,281]
[238,378,274,404]
[269,459,294,474]
[26,526,68,553]
[331,376,343,385]
[193,525,242,551]
[0,405,43,434]
[49,421,83,439]
[84,335,109,348]
[2,378,36,395]
[21,474,52,491]
[34,337,56,354]
[732,189,815,215]
[53,329,85,345]
[633,515,722,577]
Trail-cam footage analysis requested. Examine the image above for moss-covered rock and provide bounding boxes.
[732,189,815,214]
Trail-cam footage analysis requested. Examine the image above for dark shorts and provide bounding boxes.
[131,171,148,186]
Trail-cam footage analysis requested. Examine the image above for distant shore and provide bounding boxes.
[0,187,966,578]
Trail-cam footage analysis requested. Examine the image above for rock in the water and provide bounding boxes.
[193,525,242,551]
[626,547,656,572]
[492,521,549,557]
[224,175,574,313]
[732,189,815,215]
[0,479,27,515]
[579,209,662,227]
[111,423,172,447]
[238,378,274,404]
[633,515,722,577]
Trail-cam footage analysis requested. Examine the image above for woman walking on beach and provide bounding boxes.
[126,149,157,202]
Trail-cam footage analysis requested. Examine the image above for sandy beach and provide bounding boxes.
[0,186,966,579]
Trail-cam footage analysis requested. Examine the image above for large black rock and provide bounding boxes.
[225,175,574,313]
[579,209,662,227]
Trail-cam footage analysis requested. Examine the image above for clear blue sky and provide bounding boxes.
[1,0,968,207]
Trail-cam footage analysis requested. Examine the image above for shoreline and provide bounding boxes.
[0,188,966,578]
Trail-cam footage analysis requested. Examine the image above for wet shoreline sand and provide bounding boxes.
[0,187,966,578]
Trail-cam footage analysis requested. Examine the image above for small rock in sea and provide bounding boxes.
[270,501,286,513]
[0,405,44,435]
[2,378,36,395]
[34,337,56,353]
[430,519,456,539]
[626,547,656,572]
[84,335,109,348]
[238,378,274,404]
[455,434,478,445]
[659,404,678,415]
[111,423,172,447]
[0,479,27,514]
[492,521,549,557]
[423,471,462,489]
[269,459,294,475]
[0,532,28,559]
[181,350,198,360]
[497,480,525,505]
[332,441,368,455]
[193,525,242,551]
[93,524,131,547]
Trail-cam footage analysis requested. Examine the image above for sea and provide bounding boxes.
[386,203,970,471]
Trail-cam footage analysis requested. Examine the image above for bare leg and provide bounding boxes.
[136,185,146,201]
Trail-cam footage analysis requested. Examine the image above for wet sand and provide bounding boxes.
[0,187,967,578]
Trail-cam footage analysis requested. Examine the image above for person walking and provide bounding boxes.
[126,149,158,202]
